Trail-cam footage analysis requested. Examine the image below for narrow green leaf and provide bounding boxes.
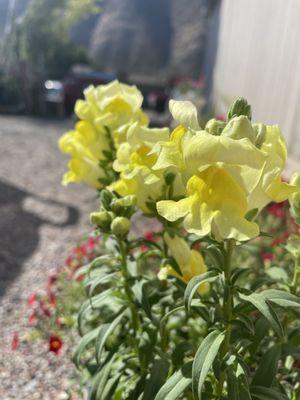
[160,306,185,330]
[227,366,251,400]
[92,356,115,400]
[230,267,251,285]
[142,359,170,400]
[252,345,281,387]
[132,280,152,319]
[250,386,289,400]
[89,272,118,297]
[101,375,121,400]
[73,262,91,280]
[78,288,114,334]
[96,309,127,364]
[192,330,225,400]
[234,314,255,335]
[73,326,100,367]
[185,271,219,312]
[91,255,115,267]
[260,289,300,308]
[239,293,283,337]
[205,245,224,268]
[154,362,192,400]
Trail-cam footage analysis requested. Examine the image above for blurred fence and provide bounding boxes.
[211,0,300,163]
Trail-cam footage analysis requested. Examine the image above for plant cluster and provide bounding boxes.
[19,234,103,355]
[59,80,300,399]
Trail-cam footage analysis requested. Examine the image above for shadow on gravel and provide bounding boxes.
[0,180,79,297]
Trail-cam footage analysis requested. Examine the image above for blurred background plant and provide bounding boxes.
[0,0,101,113]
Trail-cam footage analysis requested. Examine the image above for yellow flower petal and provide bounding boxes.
[169,99,201,130]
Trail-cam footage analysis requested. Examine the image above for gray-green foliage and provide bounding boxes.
[73,189,300,399]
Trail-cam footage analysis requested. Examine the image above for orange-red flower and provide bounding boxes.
[49,335,63,355]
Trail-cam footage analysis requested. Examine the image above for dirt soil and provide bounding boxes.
[0,115,97,399]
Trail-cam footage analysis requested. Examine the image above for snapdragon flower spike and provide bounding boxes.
[155,98,300,241]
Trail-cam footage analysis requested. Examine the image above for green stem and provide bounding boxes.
[291,260,300,294]
[117,238,139,333]
[216,239,235,398]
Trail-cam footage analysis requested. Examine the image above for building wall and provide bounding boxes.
[212,0,300,162]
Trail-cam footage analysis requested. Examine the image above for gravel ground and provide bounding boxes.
[0,115,97,399]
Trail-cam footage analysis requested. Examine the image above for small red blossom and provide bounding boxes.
[47,291,56,307]
[144,231,156,241]
[48,335,63,354]
[55,317,65,326]
[216,114,225,121]
[271,232,290,247]
[27,292,38,307]
[11,332,19,351]
[47,273,58,287]
[267,202,285,219]
[28,311,38,326]
[192,242,202,250]
[261,252,274,262]
[86,236,97,249]
[40,302,51,317]
[66,255,80,269]
[140,231,158,251]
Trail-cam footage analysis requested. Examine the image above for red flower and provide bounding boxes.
[261,252,274,262]
[27,292,38,307]
[47,273,58,287]
[192,242,202,250]
[86,236,97,250]
[216,114,225,121]
[40,301,51,317]
[66,255,80,269]
[140,231,158,251]
[48,335,63,355]
[28,311,38,326]
[55,317,65,326]
[78,244,88,257]
[47,291,56,307]
[267,202,285,219]
[11,332,19,351]
[144,231,156,241]
[271,232,290,247]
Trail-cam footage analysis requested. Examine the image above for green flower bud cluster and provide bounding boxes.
[90,189,136,237]
[204,99,266,148]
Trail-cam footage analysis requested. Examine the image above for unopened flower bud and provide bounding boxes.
[100,189,113,210]
[111,216,131,237]
[222,115,256,143]
[205,119,226,136]
[227,97,252,120]
[90,211,112,230]
[253,123,266,148]
[111,196,136,216]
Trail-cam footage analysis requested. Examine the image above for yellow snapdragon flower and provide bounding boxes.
[75,80,149,146]
[158,233,209,294]
[155,99,300,240]
[59,80,148,188]
[59,120,109,188]
[109,123,175,212]
[157,167,259,241]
